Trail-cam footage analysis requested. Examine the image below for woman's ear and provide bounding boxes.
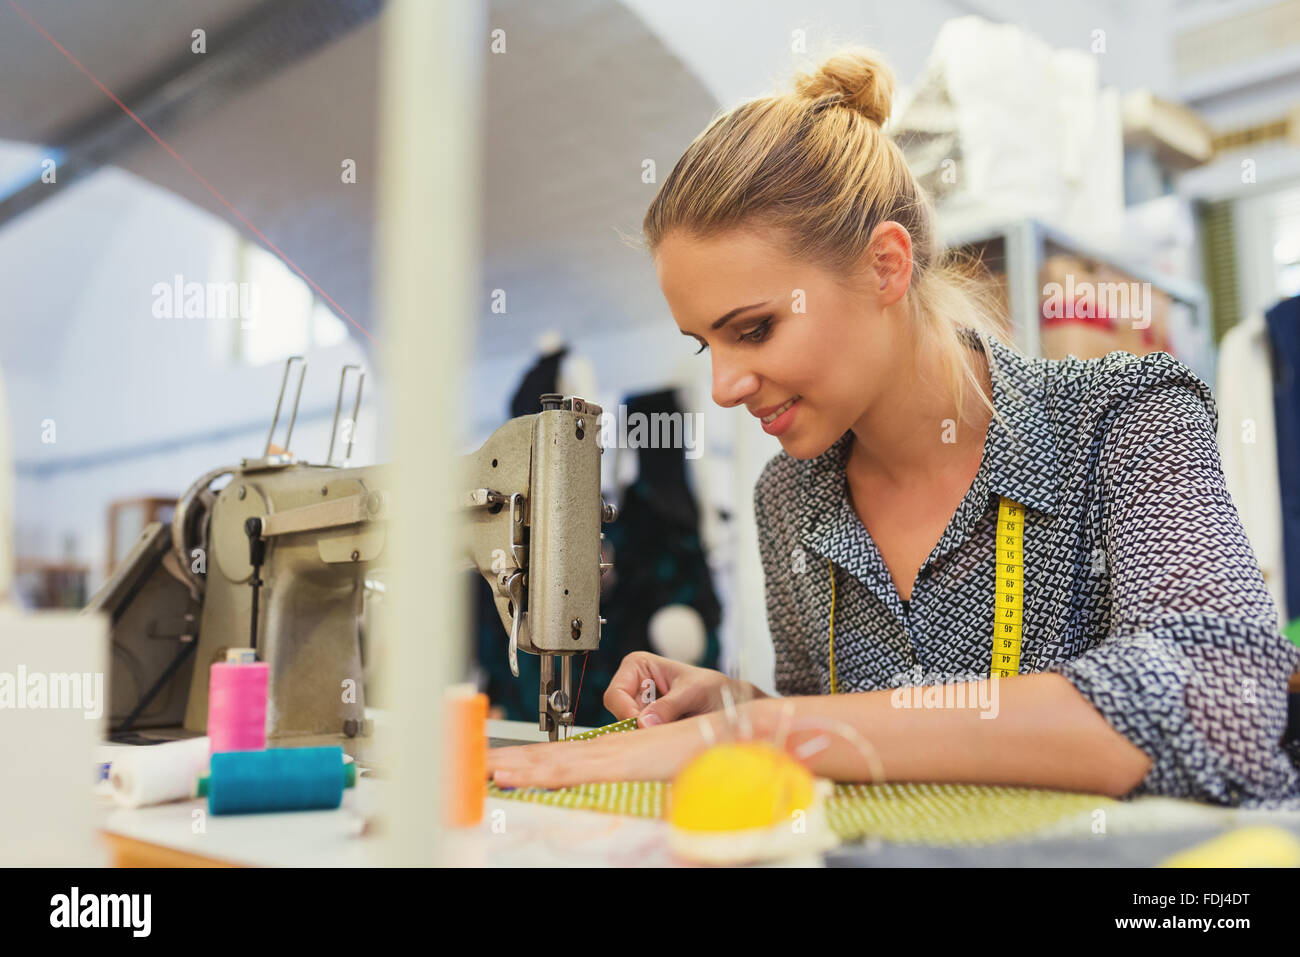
[867,221,913,306]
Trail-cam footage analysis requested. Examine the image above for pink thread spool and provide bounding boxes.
[208,661,269,753]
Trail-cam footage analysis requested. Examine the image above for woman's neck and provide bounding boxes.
[846,334,993,492]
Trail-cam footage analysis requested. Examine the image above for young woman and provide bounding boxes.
[487,48,1300,807]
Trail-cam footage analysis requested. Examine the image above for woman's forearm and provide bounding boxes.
[750,673,1153,798]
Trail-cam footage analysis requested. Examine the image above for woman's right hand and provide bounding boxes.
[603,651,762,728]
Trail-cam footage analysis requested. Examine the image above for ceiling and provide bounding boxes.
[0,0,717,360]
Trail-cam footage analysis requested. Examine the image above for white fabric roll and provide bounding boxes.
[109,737,211,808]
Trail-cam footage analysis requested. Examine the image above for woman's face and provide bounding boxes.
[653,226,905,460]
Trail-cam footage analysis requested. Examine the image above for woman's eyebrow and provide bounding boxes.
[712,300,773,330]
[679,300,774,340]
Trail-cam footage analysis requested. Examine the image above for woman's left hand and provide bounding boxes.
[487,703,765,789]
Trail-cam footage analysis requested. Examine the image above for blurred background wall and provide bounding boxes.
[3,0,1299,714]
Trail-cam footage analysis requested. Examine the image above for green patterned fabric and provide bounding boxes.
[487,718,1182,846]
[566,717,641,740]
[824,782,1108,844]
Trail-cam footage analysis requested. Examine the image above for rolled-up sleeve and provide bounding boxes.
[1049,380,1300,806]
[755,462,821,696]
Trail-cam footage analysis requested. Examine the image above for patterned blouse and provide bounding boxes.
[754,327,1300,808]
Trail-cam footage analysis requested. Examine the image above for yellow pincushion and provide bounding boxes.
[670,741,814,830]
[668,741,836,863]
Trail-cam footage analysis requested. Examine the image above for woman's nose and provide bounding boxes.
[711,355,758,409]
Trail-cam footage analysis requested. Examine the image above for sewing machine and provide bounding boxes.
[89,358,614,746]
[462,391,615,740]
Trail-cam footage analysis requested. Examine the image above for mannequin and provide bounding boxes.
[537,330,598,406]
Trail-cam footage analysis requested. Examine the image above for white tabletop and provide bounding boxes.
[95,718,691,866]
[94,718,1300,867]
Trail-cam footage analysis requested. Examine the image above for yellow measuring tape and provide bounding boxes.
[827,495,1025,689]
[992,497,1025,678]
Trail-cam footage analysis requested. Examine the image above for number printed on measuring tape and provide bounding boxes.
[991,498,1024,679]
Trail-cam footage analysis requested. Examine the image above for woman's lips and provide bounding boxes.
[752,395,800,421]
[759,396,799,423]
[760,397,800,436]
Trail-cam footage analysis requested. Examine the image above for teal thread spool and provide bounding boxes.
[197,747,356,815]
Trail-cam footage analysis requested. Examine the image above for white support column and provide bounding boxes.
[376,0,484,866]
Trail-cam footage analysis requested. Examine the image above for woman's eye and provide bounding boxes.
[738,318,772,344]
[690,317,770,355]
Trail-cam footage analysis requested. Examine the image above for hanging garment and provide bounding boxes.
[599,389,723,704]
[1267,296,1300,625]
[510,347,568,418]
[1217,313,1287,624]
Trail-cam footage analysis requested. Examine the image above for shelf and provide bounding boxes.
[938,216,1214,373]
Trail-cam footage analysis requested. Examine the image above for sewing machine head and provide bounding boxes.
[463,392,616,740]
[92,358,385,748]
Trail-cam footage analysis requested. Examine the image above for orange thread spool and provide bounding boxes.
[445,684,488,827]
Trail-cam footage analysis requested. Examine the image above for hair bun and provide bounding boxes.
[793,48,897,128]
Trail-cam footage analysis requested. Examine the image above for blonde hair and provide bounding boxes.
[642,46,1014,433]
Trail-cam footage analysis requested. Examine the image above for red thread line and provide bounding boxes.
[572,652,590,729]
[9,0,373,344]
